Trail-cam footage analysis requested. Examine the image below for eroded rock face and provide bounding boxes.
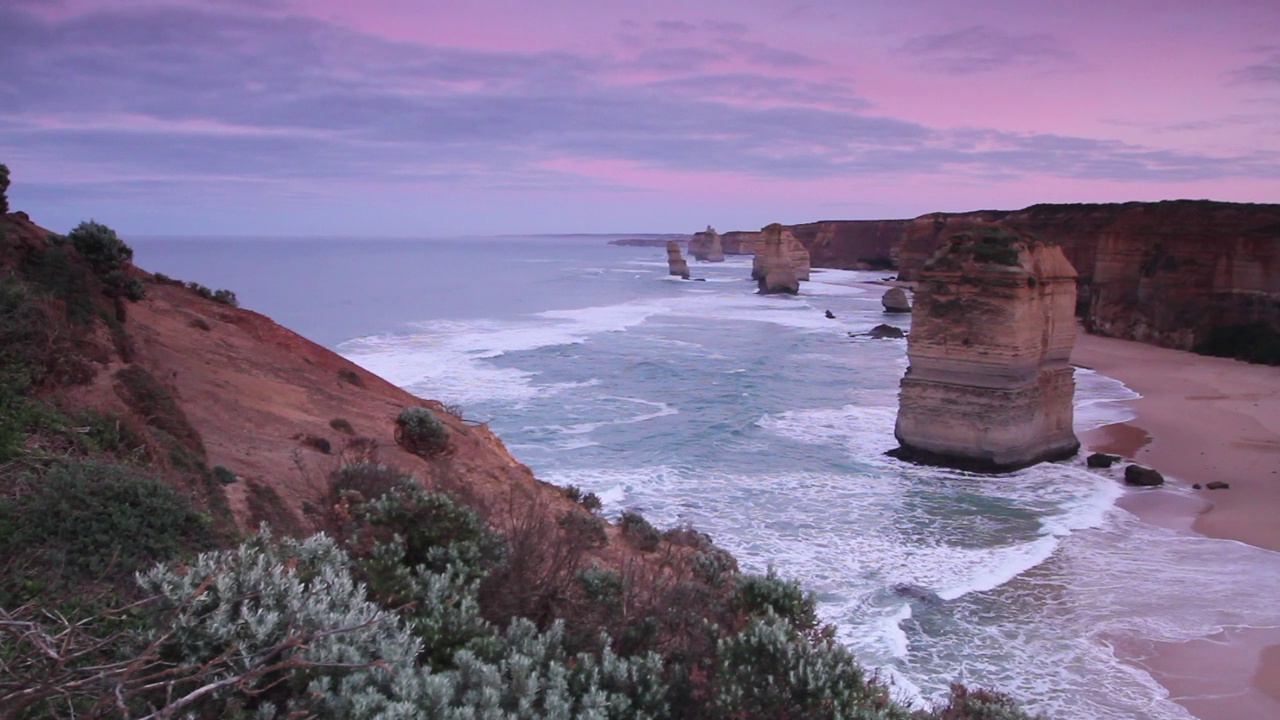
[753,223,800,294]
[893,202,1280,350]
[788,220,905,270]
[882,287,911,313]
[689,226,726,262]
[787,228,811,281]
[891,227,1080,471]
[667,241,690,279]
[721,230,760,255]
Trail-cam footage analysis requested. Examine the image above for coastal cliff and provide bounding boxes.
[891,227,1080,471]
[892,202,1280,350]
[707,201,1277,354]
[788,220,906,270]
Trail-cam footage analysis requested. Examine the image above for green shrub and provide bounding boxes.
[0,162,9,214]
[302,433,331,454]
[67,221,137,295]
[562,483,603,512]
[328,461,415,505]
[137,531,423,717]
[346,484,504,584]
[113,365,201,453]
[713,613,904,719]
[620,510,660,552]
[329,417,355,435]
[733,568,821,634]
[578,566,624,605]
[558,510,608,549]
[21,244,98,323]
[0,460,214,584]
[183,281,238,307]
[394,406,450,457]
[926,684,1041,720]
[212,465,237,484]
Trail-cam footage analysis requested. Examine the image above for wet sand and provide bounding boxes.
[1073,332,1280,720]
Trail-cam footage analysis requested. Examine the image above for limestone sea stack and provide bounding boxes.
[890,226,1080,472]
[689,226,726,262]
[753,223,800,294]
[787,228,811,281]
[882,287,911,313]
[667,241,690,279]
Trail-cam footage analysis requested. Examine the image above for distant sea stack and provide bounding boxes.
[689,226,726,262]
[667,241,690,279]
[890,227,1080,472]
[753,223,801,294]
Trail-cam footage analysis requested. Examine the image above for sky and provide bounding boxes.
[2,0,1279,236]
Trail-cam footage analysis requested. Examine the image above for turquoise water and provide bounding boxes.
[133,237,1280,719]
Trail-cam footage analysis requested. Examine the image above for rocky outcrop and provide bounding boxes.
[753,223,800,294]
[667,241,690,279]
[788,220,906,270]
[689,226,726,262]
[890,227,1080,471]
[882,287,911,313]
[866,324,906,339]
[1124,465,1164,486]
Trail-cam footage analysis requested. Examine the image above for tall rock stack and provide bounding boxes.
[785,228,811,281]
[689,226,726,262]
[753,223,800,294]
[890,227,1080,471]
[666,241,690,279]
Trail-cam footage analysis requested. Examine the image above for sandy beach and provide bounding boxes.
[1072,332,1280,720]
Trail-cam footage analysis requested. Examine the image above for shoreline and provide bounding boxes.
[1072,332,1280,720]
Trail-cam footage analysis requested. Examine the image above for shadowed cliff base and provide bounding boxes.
[886,439,1081,474]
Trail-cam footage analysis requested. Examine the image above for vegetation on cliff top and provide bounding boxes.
[0,175,1040,718]
[924,227,1025,270]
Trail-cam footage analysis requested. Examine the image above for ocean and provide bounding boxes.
[132,235,1280,720]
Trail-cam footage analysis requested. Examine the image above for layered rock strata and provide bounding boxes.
[689,226,726,262]
[753,223,800,294]
[721,230,760,255]
[891,227,1080,471]
[893,201,1280,349]
[788,220,906,270]
[667,241,690,279]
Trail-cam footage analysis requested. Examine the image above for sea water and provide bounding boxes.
[133,236,1280,720]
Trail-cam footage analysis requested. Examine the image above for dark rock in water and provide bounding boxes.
[1193,483,1202,489]
[825,309,836,319]
[693,278,706,281]
[892,583,943,607]
[1206,481,1230,490]
[867,324,905,339]
[1087,452,1120,468]
[881,287,911,313]
[1124,464,1164,486]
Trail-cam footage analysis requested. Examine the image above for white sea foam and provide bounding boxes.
[1073,367,1141,432]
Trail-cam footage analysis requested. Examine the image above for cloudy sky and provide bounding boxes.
[2,0,1278,236]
